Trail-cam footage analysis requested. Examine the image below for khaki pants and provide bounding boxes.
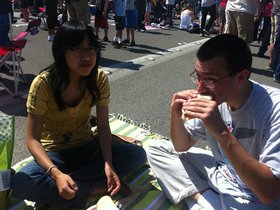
[226,10,254,43]
[67,0,91,24]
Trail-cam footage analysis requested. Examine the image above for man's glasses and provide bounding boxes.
[67,46,99,56]
[189,70,233,89]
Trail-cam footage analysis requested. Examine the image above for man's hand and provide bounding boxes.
[53,173,78,200]
[171,89,197,119]
[183,97,227,135]
[104,163,121,196]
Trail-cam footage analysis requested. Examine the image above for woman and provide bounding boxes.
[11,21,146,209]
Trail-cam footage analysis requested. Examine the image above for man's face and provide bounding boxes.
[194,56,236,104]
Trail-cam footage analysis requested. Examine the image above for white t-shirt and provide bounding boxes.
[180,10,192,29]
[226,0,257,15]
[185,81,280,206]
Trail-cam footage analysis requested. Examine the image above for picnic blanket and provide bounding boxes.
[7,114,188,210]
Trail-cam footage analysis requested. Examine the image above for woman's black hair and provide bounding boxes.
[48,20,101,110]
[197,34,252,76]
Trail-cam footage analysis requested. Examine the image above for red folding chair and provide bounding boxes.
[0,14,40,97]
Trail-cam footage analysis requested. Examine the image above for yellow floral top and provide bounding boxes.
[26,70,110,151]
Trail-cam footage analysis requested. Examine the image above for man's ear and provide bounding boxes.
[236,69,250,84]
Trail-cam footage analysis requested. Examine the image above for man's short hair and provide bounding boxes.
[197,34,252,75]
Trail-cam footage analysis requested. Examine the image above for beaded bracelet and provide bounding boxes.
[46,165,58,175]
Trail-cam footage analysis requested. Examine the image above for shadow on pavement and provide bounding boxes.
[251,67,274,77]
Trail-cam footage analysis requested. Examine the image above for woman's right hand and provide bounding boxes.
[52,171,78,200]
[170,89,197,119]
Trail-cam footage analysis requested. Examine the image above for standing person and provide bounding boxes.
[199,0,216,36]
[65,0,91,24]
[11,21,147,209]
[136,0,146,32]
[20,0,34,22]
[111,0,126,48]
[218,0,227,34]
[272,16,280,83]
[257,0,273,57]
[123,0,137,46]
[95,0,110,42]
[147,34,280,210]
[144,0,152,26]
[46,0,58,41]
[226,0,260,43]
[266,0,280,70]
[165,0,175,28]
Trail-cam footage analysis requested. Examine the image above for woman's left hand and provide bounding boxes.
[104,163,121,196]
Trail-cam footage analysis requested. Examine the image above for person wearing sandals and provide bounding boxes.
[11,21,147,209]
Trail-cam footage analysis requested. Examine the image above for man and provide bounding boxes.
[147,34,280,210]
[226,0,260,43]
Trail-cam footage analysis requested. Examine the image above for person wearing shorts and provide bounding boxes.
[20,0,34,22]
[112,0,125,48]
[124,0,137,46]
[95,0,110,41]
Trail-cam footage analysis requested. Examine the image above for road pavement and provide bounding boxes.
[0,16,279,165]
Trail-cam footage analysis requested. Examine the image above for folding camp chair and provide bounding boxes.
[0,15,41,97]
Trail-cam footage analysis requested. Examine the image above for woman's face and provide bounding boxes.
[65,36,98,78]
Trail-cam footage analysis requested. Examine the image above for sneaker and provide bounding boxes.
[200,32,205,37]
[130,40,136,46]
[47,34,55,42]
[266,63,273,70]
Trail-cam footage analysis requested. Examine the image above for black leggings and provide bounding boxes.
[46,0,58,29]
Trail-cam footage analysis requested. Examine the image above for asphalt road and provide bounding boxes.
[0,16,279,165]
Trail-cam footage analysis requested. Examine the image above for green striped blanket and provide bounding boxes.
[7,114,188,210]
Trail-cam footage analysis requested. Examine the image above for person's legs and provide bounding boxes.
[147,140,213,204]
[46,0,58,40]
[236,11,254,43]
[11,151,91,209]
[200,6,208,33]
[227,10,238,36]
[71,0,91,24]
[258,22,271,56]
[205,4,216,32]
[66,2,77,21]
[20,0,29,22]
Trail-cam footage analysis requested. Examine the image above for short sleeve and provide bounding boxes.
[96,70,110,106]
[27,72,52,115]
